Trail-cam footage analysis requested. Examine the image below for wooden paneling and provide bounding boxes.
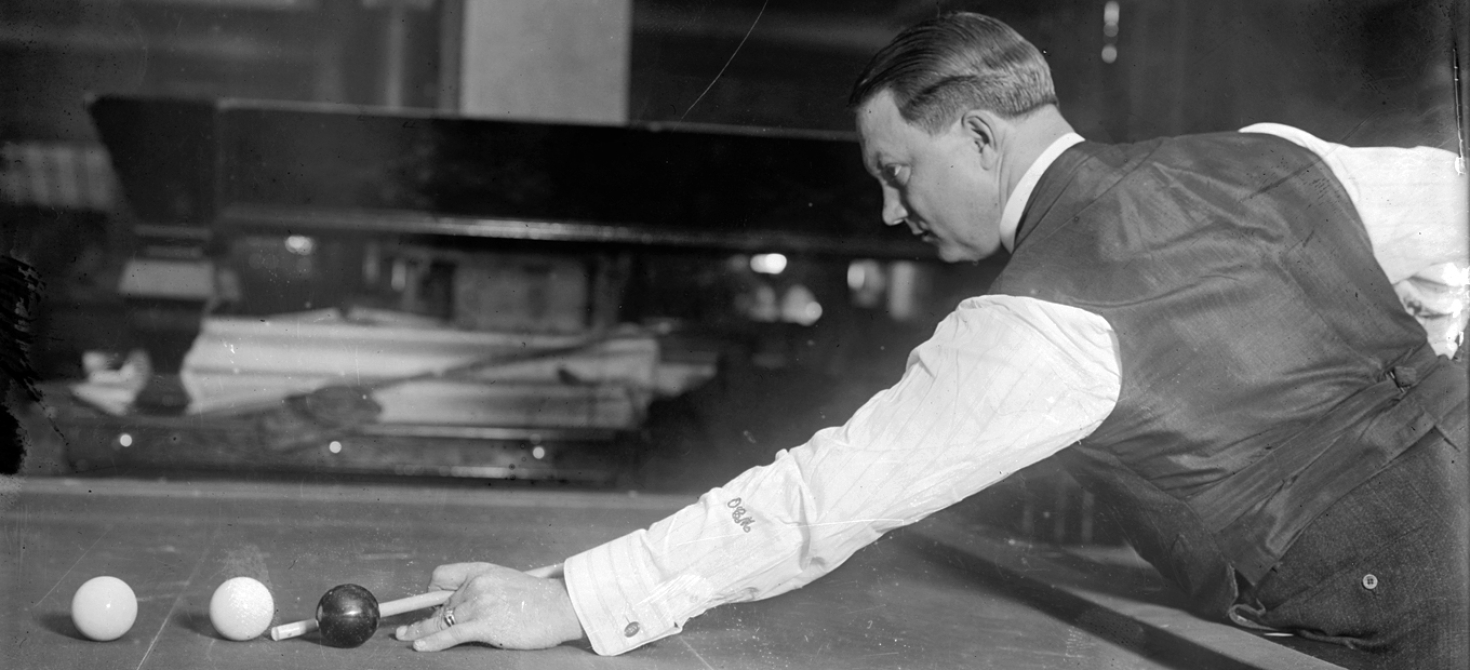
[1104,0,1459,146]
[455,0,631,124]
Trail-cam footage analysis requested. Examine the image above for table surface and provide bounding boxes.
[1,475,1345,670]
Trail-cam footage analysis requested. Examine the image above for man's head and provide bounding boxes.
[850,13,1062,262]
[849,12,1057,133]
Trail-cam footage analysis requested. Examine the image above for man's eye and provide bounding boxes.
[881,164,906,184]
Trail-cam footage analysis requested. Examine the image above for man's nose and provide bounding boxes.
[881,193,908,227]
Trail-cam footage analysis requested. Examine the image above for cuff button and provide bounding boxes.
[1361,574,1378,590]
[624,622,641,637]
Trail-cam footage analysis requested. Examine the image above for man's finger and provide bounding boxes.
[409,622,481,652]
[394,609,453,642]
[428,563,484,591]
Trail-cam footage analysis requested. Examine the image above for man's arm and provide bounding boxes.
[560,295,1120,654]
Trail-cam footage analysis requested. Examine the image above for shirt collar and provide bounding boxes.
[999,133,1084,252]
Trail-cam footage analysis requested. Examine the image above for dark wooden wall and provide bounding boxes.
[3,1,1460,144]
[1101,0,1463,149]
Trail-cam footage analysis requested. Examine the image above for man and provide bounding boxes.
[395,13,1469,669]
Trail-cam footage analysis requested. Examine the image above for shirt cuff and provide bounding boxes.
[563,531,683,656]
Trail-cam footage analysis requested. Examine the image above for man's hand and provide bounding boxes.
[394,563,586,651]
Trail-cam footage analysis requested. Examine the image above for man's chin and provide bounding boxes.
[936,245,986,264]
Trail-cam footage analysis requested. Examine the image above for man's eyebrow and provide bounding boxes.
[861,150,884,176]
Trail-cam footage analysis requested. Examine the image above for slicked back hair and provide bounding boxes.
[849,12,1058,134]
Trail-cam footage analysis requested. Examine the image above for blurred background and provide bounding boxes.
[1,0,1465,547]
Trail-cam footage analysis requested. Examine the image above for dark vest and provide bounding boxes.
[989,133,1468,619]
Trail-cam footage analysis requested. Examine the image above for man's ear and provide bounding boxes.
[959,109,1001,170]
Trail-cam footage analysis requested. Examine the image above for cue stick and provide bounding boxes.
[243,326,657,452]
[212,326,652,421]
[269,564,562,641]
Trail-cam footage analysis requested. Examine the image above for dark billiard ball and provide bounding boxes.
[316,584,379,648]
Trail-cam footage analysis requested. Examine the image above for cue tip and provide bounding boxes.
[269,619,315,641]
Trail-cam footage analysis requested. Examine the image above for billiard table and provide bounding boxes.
[0,475,1347,669]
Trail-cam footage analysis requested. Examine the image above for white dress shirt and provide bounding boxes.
[563,125,1469,655]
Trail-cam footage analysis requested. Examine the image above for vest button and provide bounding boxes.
[624,622,641,637]
[1361,573,1379,590]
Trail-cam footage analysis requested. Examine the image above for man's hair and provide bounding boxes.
[849,12,1058,134]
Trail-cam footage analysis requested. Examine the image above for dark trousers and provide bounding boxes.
[1242,425,1468,670]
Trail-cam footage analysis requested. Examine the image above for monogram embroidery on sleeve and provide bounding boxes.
[727,498,755,533]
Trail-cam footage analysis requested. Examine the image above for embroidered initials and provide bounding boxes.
[727,498,755,533]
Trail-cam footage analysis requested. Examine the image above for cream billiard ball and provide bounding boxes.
[209,577,276,641]
[71,576,138,642]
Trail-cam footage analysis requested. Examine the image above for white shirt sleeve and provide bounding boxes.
[563,295,1121,655]
[1241,123,1469,356]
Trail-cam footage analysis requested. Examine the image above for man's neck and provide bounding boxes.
[999,106,1076,204]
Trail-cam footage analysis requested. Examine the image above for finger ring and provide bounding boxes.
[442,608,457,627]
